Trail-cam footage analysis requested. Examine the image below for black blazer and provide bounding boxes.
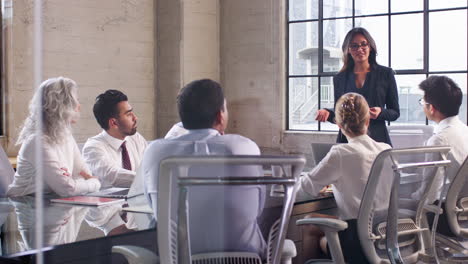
[327,64,400,145]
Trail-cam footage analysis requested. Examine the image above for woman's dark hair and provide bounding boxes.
[340,27,378,72]
[177,79,225,129]
[419,75,463,117]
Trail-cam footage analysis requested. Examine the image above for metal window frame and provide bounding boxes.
[286,0,468,131]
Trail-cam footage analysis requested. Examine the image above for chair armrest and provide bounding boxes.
[399,198,418,210]
[296,218,348,232]
[280,239,296,264]
[296,218,348,264]
[112,245,159,264]
[423,204,443,214]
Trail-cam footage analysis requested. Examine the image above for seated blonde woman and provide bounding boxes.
[299,93,391,263]
[7,77,101,197]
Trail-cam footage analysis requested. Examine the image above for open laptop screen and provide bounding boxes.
[310,143,336,166]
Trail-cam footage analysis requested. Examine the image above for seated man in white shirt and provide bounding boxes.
[412,76,468,202]
[411,76,468,236]
[83,90,148,188]
[141,79,267,258]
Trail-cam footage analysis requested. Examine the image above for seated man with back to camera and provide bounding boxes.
[141,79,267,259]
[411,75,468,236]
[82,90,148,188]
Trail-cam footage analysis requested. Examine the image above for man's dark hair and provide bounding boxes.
[419,75,462,118]
[177,79,225,129]
[93,90,128,130]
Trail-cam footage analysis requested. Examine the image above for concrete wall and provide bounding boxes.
[156,0,220,137]
[2,0,336,163]
[220,0,336,163]
[4,0,155,155]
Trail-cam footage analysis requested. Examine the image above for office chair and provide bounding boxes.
[387,125,434,149]
[433,156,468,263]
[297,146,451,264]
[113,155,305,264]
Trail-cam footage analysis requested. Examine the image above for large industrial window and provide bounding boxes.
[0,0,4,136]
[287,0,467,131]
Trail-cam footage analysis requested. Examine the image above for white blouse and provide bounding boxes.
[411,115,468,202]
[82,131,148,188]
[7,133,101,197]
[299,134,391,220]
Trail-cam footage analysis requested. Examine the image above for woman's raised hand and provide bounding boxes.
[315,109,330,122]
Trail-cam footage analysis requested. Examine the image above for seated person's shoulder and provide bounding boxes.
[426,132,448,146]
[82,134,102,149]
[375,64,395,74]
[377,142,392,151]
[217,134,260,155]
[146,138,189,154]
[130,132,146,141]
[128,132,148,146]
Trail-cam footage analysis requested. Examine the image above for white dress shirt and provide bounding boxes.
[140,128,267,258]
[411,116,468,202]
[299,134,391,220]
[82,131,147,188]
[7,133,101,197]
[164,122,189,139]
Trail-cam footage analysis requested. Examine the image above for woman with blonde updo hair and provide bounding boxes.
[298,93,391,263]
[335,92,370,138]
[7,77,101,197]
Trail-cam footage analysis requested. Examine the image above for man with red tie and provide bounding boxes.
[83,90,148,188]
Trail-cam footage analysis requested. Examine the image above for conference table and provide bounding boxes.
[0,194,156,263]
[0,191,335,264]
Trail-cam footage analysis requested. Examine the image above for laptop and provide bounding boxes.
[86,187,143,199]
[310,142,336,166]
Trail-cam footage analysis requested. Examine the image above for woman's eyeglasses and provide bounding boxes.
[418,98,430,106]
[349,42,369,51]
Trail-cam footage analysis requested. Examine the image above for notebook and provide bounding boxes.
[86,187,142,199]
[51,196,125,206]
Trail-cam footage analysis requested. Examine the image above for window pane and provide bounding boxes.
[393,74,427,125]
[391,14,424,70]
[392,0,423,13]
[320,76,339,131]
[289,77,319,130]
[323,0,352,18]
[289,22,318,75]
[356,16,389,67]
[429,73,467,124]
[289,0,318,21]
[322,18,352,73]
[429,10,467,71]
[429,0,467,9]
[355,0,388,15]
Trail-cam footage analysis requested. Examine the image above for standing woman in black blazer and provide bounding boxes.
[316,27,400,145]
